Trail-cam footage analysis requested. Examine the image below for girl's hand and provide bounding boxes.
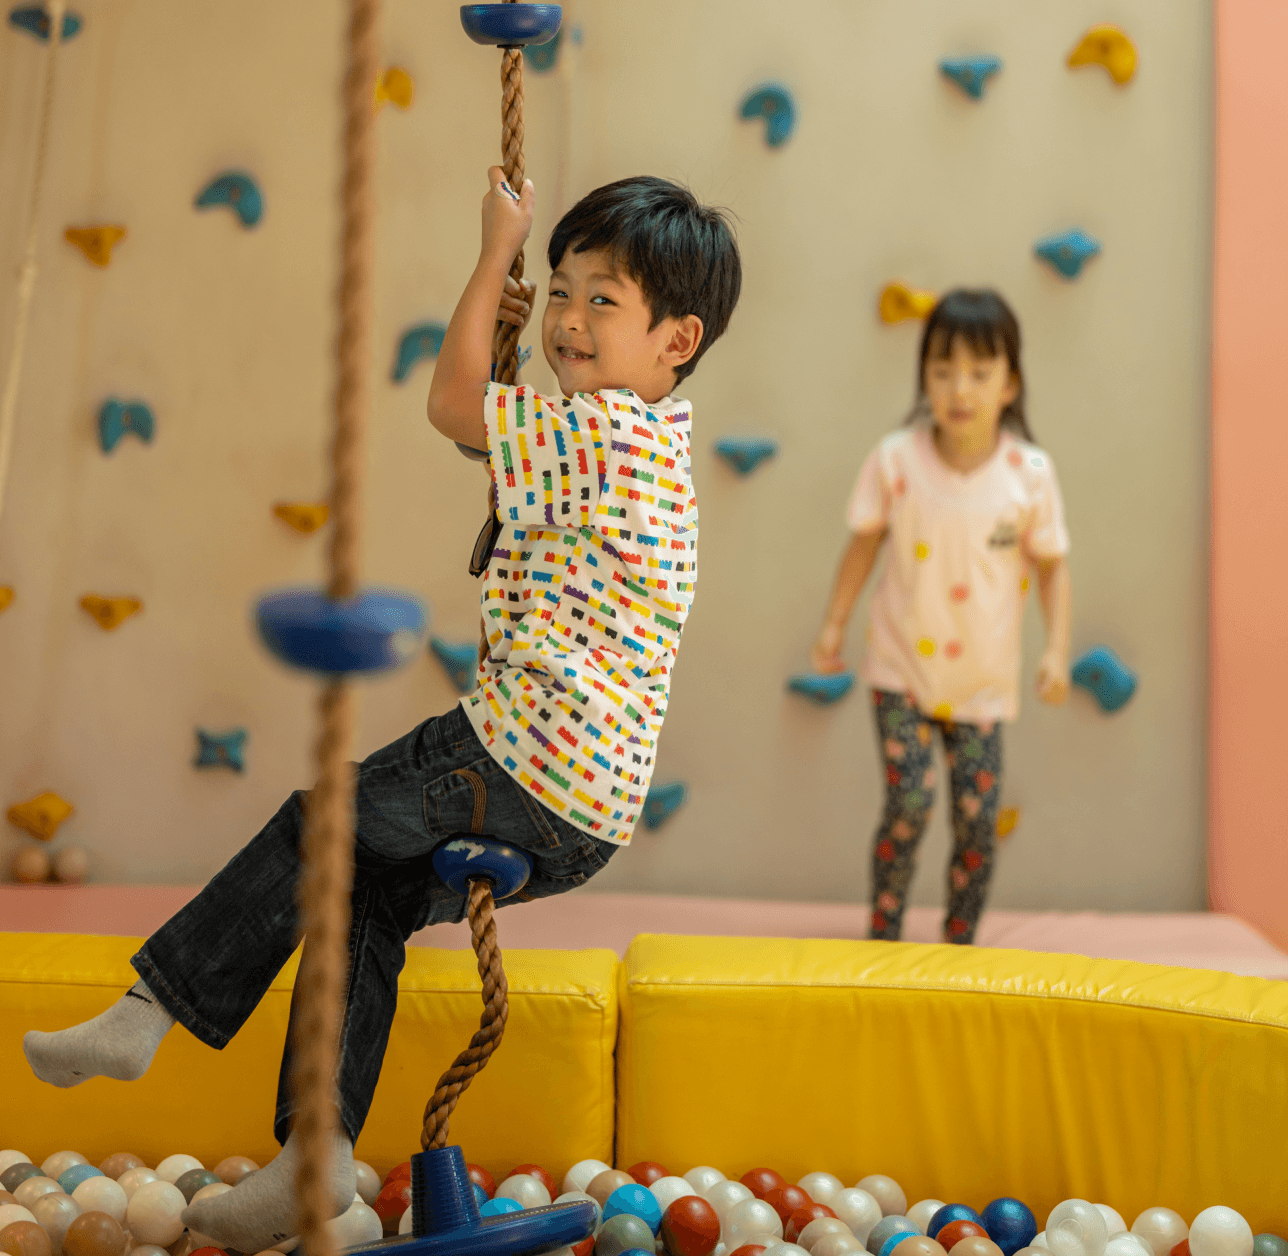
[481,166,534,267]
[1036,648,1070,704]
[811,622,846,674]
[497,275,536,329]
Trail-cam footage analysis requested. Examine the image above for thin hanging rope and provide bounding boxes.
[0,0,67,529]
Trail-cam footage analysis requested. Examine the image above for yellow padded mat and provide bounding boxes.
[616,935,1288,1229]
[2,933,617,1181]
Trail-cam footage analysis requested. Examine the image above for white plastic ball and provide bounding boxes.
[562,1159,611,1196]
[856,1177,906,1219]
[798,1174,844,1206]
[71,1175,127,1224]
[650,1177,697,1213]
[495,1173,551,1209]
[15,1178,64,1208]
[831,1189,883,1245]
[126,1179,187,1246]
[763,1245,811,1256]
[153,1155,202,1184]
[0,1204,38,1229]
[1032,1236,1049,1252]
[799,1218,854,1250]
[1047,1200,1109,1256]
[0,1152,32,1177]
[324,1201,382,1248]
[353,1160,381,1206]
[725,1198,785,1247]
[1189,1208,1253,1256]
[908,1202,947,1237]
[128,1247,169,1256]
[190,1183,232,1207]
[554,1192,602,1227]
[685,1166,728,1198]
[1097,1208,1129,1239]
[813,1235,867,1256]
[53,847,89,884]
[41,1153,87,1181]
[399,1204,414,1235]
[1131,1209,1189,1256]
[706,1180,755,1225]
[31,1192,80,1254]
[117,1168,160,1199]
[1105,1235,1155,1256]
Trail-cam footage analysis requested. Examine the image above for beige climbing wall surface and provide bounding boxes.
[0,1,1212,909]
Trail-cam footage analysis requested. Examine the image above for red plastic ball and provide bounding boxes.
[628,1161,670,1187]
[764,1185,811,1225]
[374,1180,412,1233]
[466,1164,496,1199]
[1171,1245,1190,1256]
[571,1240,594,1256]
[383,1161,411,1188]
[508,1164,556,1198]
[937,1221,989,1249]
[189,1249,227,1256]
[661,1196,721,1256]
[785,1203,838,1243]
[738,1168,786,1200]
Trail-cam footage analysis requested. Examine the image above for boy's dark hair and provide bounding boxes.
[906,288,1034,441]
[547,177,741,384]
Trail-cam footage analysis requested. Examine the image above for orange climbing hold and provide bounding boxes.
[7,791,74,840]
[273,501,330,533]
[64,225,127,267]
[80,594,143,630]
[879,282,937,324]
[0,586,13,614]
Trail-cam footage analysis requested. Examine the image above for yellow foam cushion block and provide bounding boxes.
[2,933,617,1181]
[617,935,1288,1230]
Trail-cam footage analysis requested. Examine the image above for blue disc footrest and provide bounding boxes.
[432,836,533,902]
[460,4,561,46]
[256,587,428,675]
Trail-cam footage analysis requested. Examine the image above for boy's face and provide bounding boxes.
[541,248,699,402]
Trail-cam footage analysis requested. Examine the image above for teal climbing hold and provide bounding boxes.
[788,671,855,705]
[642,781,688,831]
[1034,228,1101,279]
[714,436,778,476]
[1071,645,1137,712]
[194,728,247,772]
[739,83,796,148]
[98,399,155,453]
[8,5,81,41]
[393,322,447,383]
[939,54,1003,99]
[195,172,264,228]
[431,637,478,694]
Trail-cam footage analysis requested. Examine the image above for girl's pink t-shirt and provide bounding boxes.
[846,422,1070,724]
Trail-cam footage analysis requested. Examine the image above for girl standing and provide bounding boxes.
[813,290,1072,943]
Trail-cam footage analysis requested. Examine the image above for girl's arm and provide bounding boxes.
[811,528,887,673]
[1034,556,1071,703]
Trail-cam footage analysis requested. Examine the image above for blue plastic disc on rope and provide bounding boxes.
[460,4,561,47]
[255,587,428,675]
[432,836,533,901]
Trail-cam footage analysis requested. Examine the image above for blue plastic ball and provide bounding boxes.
[930,1205,985,1242]
[58,1164,105,1193]
[983,1199,1038,1256]
[480,1197,524,1217]
[602,1183,664,1235]
[618,1251,655,1256]
[472,1182,488,1207]
[880,1231,922,1256]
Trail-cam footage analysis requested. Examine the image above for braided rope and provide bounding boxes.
[0,0,67,528]
[291,2,379,1254]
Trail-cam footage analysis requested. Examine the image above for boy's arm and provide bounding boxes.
[1034,555,1071,703]
[426,167,534,450]
[811,528,887,673]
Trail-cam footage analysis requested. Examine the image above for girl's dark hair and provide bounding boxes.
[547,177,741,384]
[906,288,1034,440]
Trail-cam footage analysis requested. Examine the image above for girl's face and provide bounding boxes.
[922,333,1019,445]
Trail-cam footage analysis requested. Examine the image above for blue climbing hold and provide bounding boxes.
[525,25,560,72]
[714,436,778,476]
[1034,227,1101,279]
[195,172,264,228]
[642,781,687,831]
[256,587,428,675]
[739,83,796,148]
[430,637,478,694]
[460,4,561,47]
[433,836,534,901]
[393,322,447,383]
[194,728,247,772]
[8,5,81,41]
[939,54,1003,100]
[98,399,155,453]
[788,671,855,705]
[1071,645,1137,712]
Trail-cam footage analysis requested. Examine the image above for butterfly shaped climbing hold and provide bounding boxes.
[6,791,74,840]
[1072,645,1137,712]
[8,5,82,41]
[939,54,1003,100]
[98,399,155,453]
[430,637,479,694]
[80,595,143,631]
[195,172,264,228]
[1068,24,1137,85]
[65,225,126,267]
[0,587,13,614]
[373,66,415,110]
[392,322,447,383]
[1034,228,1101,279]
[194,728,248,772]
[714,436,778,476]
[273,502,329,534]
[739,83,796,148]
[642,781,688,831]
[996,806,1021,839]
[879,282,937,324]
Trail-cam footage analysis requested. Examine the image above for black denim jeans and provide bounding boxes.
[132,703,616,1146]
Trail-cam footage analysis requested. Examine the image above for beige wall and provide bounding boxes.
[0,2,1212,911]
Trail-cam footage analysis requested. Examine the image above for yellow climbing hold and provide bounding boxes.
[997,806,1021,839]
[0,586,13,614]
[7,791,74,841]
[273,501,330,534]
[931,702,953,721]
[914,541,930,561]
[879,282,937,324]
[80,594,143,630]
[1020,574,1030,593]
[374,66,415,111]
[64,225,127,267]
[917,638,935,657]
[1067,24,1137,85]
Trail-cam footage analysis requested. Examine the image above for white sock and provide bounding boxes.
[23,980,175,1087]
[181,1129,355,1253]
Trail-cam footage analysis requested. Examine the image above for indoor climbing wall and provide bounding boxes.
[0,1,1212,913]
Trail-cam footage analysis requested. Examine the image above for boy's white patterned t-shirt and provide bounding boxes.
[460,383,696,845]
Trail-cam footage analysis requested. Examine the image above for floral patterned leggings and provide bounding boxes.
[869,689,1003,944]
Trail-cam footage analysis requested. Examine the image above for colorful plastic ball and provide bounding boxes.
[1097,1211,1128,1240]
[12,1183,60,1211]
[833,1190,883,1245]
[597,1213,660,1256]
[93,1160,140,1185]
[0,1172,41,1197]
[353,1161,381,1206]
[67,1181,124,1227]
[1172,1242,1190,1256]
[604,1185,663,1235]
[479,1198,522,1218]
[1189,1210,1253,1256]
[982,1201,1038,1256]
[812,1238,866,1256]
[797,1174,843,1207]
[882,1233,921,1256]
[495,1173,551,1210]
[939,1224,990,1250]
[589,1171,636,1208]
[61,1211,125,1256]
[729,1247,770,1256]
[40,1165,84,1195]
[152,1158,201,1186]
[741,1170,786,1201]
[374,1180,412,1233]
[509,1164,557,1198]
[651,1178,698,1213]
[30,1191,79,1251]
[563,1160,610,1196]
[910,1204,949,1237]
[706,1180,755,1224]
[661,1195,721,1256]
[384,1161,412,1187]
[325,1201,382,1248]
[212,1157,257,1188]
[0,1221,52,1256]
[464,1163,494,1198]
[762,1246,810,1256]
[1131,1212,1188,1256]
[683,1168,727,1198]
[1045,1201,1108,1256]
[617,1250,654,1256]
[1105,1238,1152,1256]
[114,1169,158,1201]
[173,1170,221,1205]
[892,1239,950,1256]
[800,1220,855,1249]
[52,1174,97,1201]
[471,1183,488,1208]
[124,1182,185,1247]
[950,1238,1004,1256]
[857,1178,906,1219]
[0,1216,34,1238]
[933,1210,986,1242]
[626,1163,668,1188]
[0,1161,29,1182]
[725,1199,786,1249]
[1253,1240,1288,1256]
[766,1188,812,1226]
[869,1217,919,1256]
[0,1201,13,1212]
[786,1204,837,1243]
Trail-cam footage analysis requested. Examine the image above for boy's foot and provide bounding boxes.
[23,980,175,1087]
[181,1129,355,1253]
